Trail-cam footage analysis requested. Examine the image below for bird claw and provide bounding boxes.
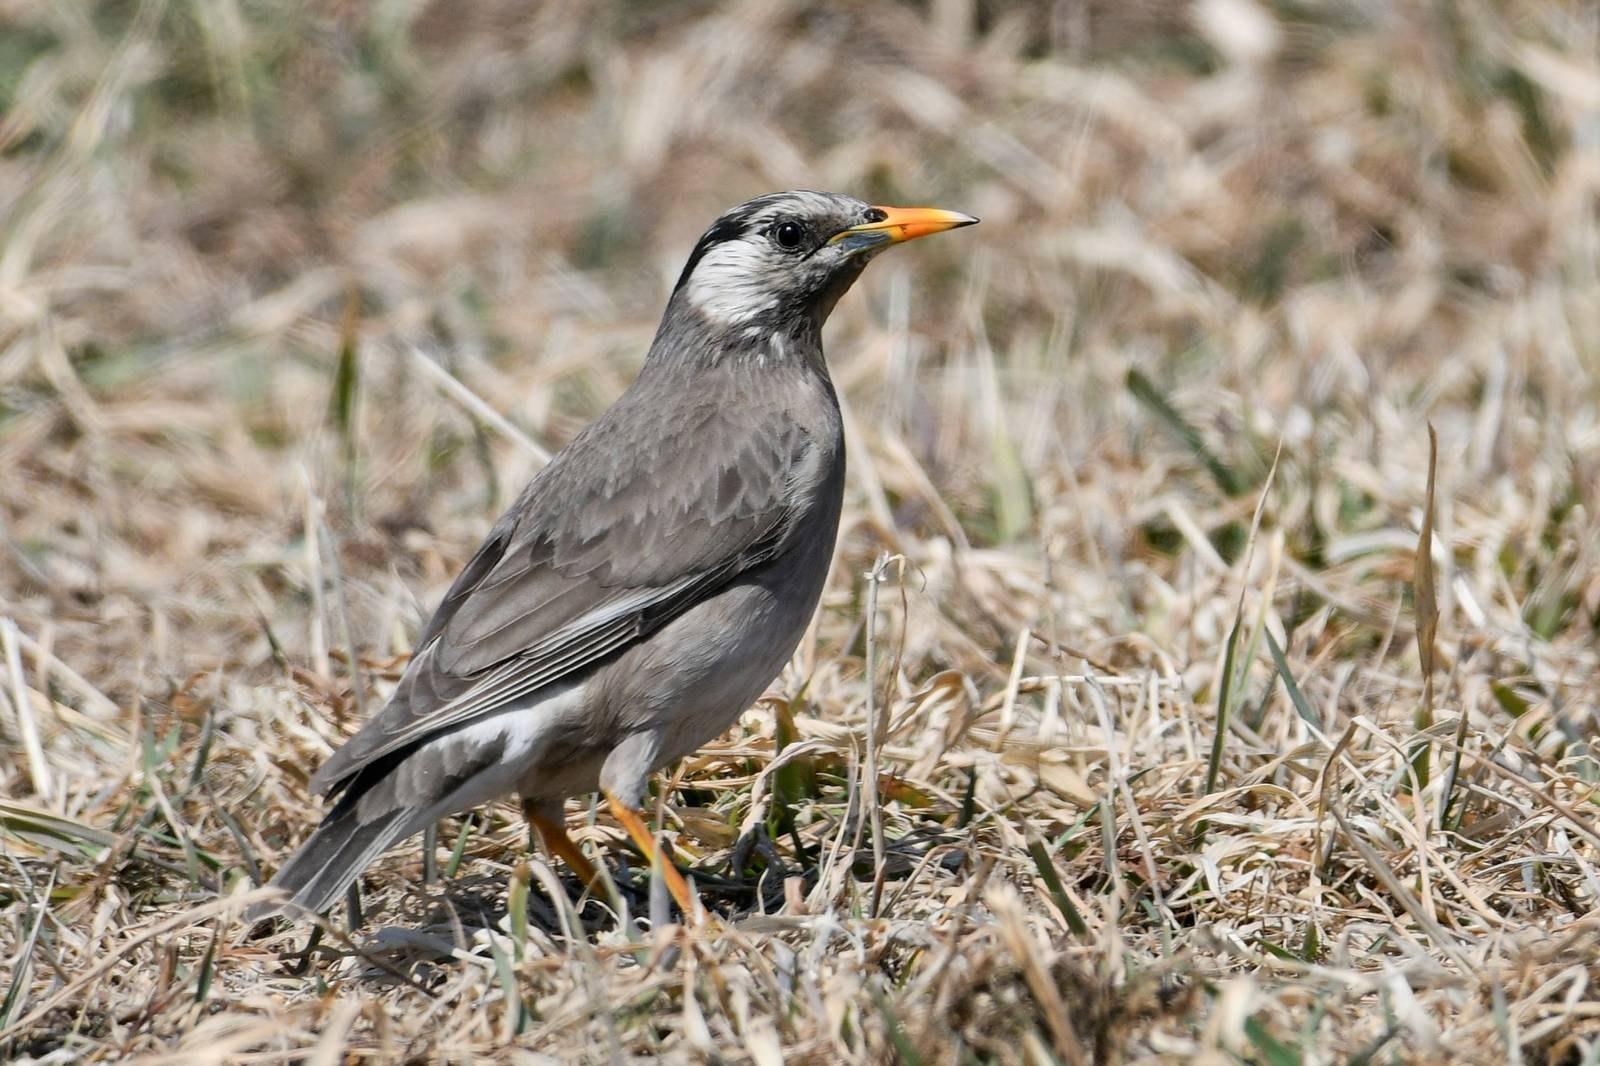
[730,823,784,879]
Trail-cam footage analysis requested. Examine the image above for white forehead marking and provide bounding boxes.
[779,190,849,216]
[684,237,780,326]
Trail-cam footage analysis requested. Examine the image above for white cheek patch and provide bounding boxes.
[685,237,781,325]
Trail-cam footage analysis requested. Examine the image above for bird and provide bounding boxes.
[257,190,977,919]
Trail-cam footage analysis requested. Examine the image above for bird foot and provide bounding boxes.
[729,822,785,878]
[603,791,697,919]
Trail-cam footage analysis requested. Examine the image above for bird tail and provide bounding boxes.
[250,804,412,921]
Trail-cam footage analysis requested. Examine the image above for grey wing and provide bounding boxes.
[309,403,809,796]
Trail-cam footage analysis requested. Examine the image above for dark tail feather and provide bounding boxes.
[251,806,411,921]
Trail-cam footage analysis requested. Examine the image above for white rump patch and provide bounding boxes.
[449,679,587,767]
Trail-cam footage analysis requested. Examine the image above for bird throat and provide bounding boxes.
[646,287,828,372]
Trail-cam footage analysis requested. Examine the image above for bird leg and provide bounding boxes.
[522,797,600,889]
[603,790,695,918]
[517,798,538,853]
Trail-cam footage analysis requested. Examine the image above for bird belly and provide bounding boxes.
[512,735,609,807]
[655,583,808,761]
[594,532,836,779]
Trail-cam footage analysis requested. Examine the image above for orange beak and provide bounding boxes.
[828,205,979,252]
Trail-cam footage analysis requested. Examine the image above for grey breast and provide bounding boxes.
[581,360,846,769]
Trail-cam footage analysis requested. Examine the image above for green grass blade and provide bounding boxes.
[1244,1015,1302,1066]
[1026,835,1088,936]
[1204,613,1243,795]
[446,812,475,878]
[0,800,118,857]
[870,983,923,1066]
[508,861,530,962]
[194,926,219,1006]
[1127,368,1246,496]
[1264,629,1318,728]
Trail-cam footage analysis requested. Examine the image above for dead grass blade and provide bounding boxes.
[0,618,51,804]
[862,551,901,919]
[1326,802,1471,973]
[0,866,54,1031]
[406,345,551,464]
[1411,423,1440,794]
[0,889,276,1043]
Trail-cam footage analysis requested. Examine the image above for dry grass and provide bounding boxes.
[2,0,1599,1062]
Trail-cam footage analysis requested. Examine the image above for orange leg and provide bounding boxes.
[526,806,600,889]
[604,790,696,917]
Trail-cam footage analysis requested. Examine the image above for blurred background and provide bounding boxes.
[2,0,1599,1060]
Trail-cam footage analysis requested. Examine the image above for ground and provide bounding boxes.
[1,1,1599,1063]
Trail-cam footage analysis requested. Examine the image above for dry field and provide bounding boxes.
[2,1,1599,1062]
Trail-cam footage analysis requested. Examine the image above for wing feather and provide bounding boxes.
[311,378,814,796]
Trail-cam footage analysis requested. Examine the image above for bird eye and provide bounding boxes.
[772,221,805,249]
[863,207,887,223]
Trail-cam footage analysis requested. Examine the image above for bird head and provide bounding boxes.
[666,191,977,344]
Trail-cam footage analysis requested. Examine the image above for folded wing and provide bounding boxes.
[311,389,812,797]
